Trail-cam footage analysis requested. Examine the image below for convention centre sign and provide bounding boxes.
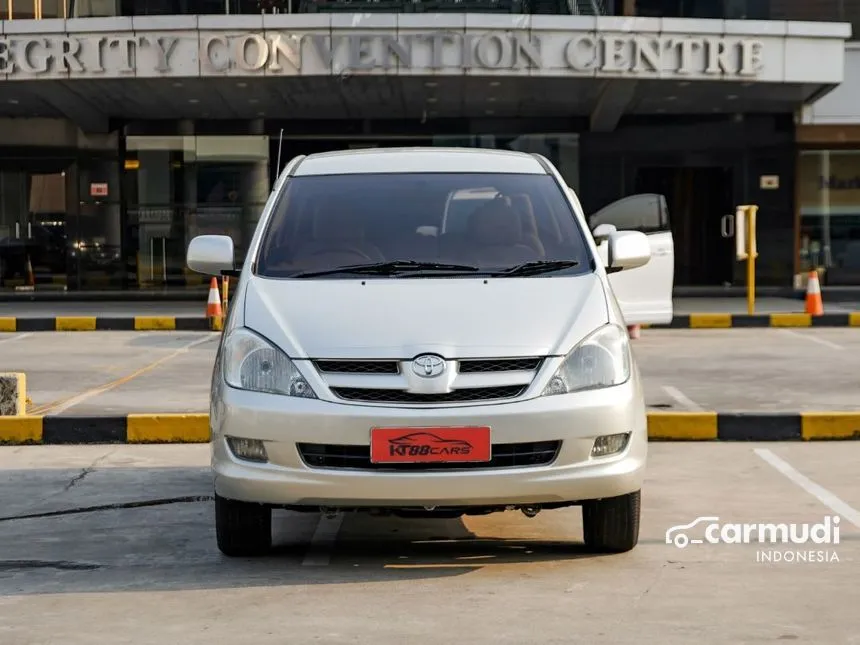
[0,29,768,79]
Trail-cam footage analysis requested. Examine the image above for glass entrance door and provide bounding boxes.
[0,168,71,291]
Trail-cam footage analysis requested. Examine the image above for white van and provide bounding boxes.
[187,147,669,559]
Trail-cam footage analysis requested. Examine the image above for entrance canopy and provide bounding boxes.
[0,14,851,131]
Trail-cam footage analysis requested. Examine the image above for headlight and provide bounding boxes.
[222,327,317,398]
[541,324,631,396]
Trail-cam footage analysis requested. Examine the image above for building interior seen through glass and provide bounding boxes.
[124,135,269,289]
[798,150,860,287]
[0,140,120,292]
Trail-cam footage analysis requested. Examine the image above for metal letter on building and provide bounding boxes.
[513,34,542,69]
[145,36,179,73]
[631,36,662,73]
[462,33,479,68]
[673,37,702,74]
[267,34,301,73]
[739,40,764,76]
[59,37,85,73]
[0,40,13,74]
[474,33,513,69]
[705,38,734,75]
[306,34,338,69]
[202,35,231,72]
[235,34,269,72]
[20,39,50,74]
[108,36,138,74]
[422,32,457,70]
[346,35,377,70]
[601,36,628,72]
[379,34,411,70]
[564,34,597,71]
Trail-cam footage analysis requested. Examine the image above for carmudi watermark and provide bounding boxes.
[665,515,841,563]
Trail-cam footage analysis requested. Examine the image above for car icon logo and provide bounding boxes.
[412,354,446,378]
[665,516,720,548]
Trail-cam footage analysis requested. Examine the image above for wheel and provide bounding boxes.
[215,494,272,557]
[582,490,641,553]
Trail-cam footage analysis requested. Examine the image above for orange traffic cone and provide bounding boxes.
[805,270,823,316]
[207,277,223,330]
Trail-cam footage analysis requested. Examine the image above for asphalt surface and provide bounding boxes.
[2,328,858,415]
[0,442,857,644]
[2,297,859,318]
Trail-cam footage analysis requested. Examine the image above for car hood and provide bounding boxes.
[242,273,609,359]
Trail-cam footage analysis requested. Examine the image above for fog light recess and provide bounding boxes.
[226,437,269,463]
[591,433,630,458]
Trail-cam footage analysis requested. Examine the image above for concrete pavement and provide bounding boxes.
[0,442,856,644]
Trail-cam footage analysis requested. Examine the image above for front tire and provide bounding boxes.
[215,494,272,557]
[582,490,641,553]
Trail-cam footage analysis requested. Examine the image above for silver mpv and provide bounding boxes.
[187,147,653,558]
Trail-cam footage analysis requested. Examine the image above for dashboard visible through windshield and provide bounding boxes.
[255,172,593,279]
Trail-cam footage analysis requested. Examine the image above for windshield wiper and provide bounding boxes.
[487,260,581,277]
[288,260,482,279]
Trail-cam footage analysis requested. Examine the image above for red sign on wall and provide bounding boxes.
[90,182,108,197]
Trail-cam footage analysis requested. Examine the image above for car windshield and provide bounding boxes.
[255,172,593,278]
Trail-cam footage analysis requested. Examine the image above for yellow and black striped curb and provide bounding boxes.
[647,312,860,328]
[0,317,214,332]
[2,313,860,332]
[1,412,858,445]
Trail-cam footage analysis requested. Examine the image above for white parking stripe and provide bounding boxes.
[0,332,32,345]
[754,448,860,529]
[44,333,218,415]
[302,515,344,566]
[661,385,703,411]
[777,328,843,350]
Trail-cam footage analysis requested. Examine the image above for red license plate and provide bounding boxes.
[370,426,491,464]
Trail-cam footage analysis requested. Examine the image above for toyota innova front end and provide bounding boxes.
[187,147,654,558]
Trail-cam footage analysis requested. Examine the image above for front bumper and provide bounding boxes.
[210,374,648,508]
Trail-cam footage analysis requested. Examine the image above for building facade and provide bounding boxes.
[0,0,854,292]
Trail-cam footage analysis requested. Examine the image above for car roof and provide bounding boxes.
[292,147,548,177]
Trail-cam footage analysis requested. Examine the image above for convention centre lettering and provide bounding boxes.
[0,31,765,78]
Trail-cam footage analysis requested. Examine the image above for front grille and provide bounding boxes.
[458,358,542,373]
[330,385,526,404]
[314,360,399,374]
[313,358,543,375]
[297,440,561,471]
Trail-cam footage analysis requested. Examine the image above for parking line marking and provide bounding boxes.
[36,334,219,415]
[754,448,860,529]
[302,515,344,566]
[777,328,843,350]
[0,332,32,345]
[661,385,702,411]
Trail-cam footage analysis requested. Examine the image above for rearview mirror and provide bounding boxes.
[606,230,651,274]
[187,235,235,276]
[592,223,617,241]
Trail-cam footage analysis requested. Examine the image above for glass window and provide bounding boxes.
[256,172,593,278]
[798,150,860,286]
[125,134,268,288]
[432,134,581,193]
[39,0,68,18]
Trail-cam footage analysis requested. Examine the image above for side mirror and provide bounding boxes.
[606,230,651,274]
[187,235,235,276]
[592,223,617,242]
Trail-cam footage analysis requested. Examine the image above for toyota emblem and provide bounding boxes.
[412,354,446,378]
